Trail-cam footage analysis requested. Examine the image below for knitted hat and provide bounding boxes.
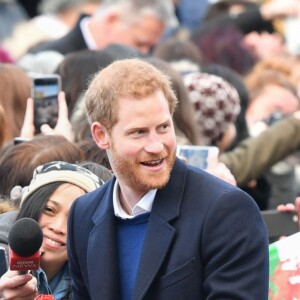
[183,72,240,144]
[21,161,102,205]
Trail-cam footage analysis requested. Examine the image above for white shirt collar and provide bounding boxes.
[79,17,97,50]
[113,180,157,219]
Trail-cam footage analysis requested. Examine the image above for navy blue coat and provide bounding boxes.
[67,158,269,299]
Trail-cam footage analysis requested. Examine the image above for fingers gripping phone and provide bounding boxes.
[261,210,299,243]
[31,75,61,133]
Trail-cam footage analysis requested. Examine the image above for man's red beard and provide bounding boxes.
[109,145,176,192]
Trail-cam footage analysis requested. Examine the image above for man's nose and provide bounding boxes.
[144,134,164,153]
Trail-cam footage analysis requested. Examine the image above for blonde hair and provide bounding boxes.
[84,58,178,131]
[245,60,297,103]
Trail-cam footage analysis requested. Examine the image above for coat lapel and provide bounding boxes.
[132,158,188,300]
[87,179,121,300]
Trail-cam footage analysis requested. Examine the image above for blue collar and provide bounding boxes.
[35,263,71,299]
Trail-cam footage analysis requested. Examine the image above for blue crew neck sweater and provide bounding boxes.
[116,213,150,300]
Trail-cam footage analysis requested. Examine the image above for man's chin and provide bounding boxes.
[141,159,175,189]
[138,173,170,190]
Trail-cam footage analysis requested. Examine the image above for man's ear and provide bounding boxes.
[91,122,110,149]
[105,9,122,25]
[102,10,122,33]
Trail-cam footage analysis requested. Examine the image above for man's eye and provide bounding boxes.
[132,129,145,136]
[160,124,170,131]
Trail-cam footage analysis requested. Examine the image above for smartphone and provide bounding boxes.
[0,247,8,277]
[261,210,299,243]
[284,17,300,55]
[31,75,61,133]
[176,145,219,170]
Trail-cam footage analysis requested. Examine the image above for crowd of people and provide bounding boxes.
[0,0,300,298]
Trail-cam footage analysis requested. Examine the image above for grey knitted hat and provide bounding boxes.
[21,161,102,205]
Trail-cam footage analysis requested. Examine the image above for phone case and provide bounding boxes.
[261,210,299,243]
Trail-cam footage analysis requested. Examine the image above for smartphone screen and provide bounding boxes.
[31,75,61,133]
[176,145,219,170]
[284,17,300,55]
[0,247,8,277]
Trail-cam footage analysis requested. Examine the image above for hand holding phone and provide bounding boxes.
[261,210,299,243]
[39,91,74,142]
[20,91,74,142]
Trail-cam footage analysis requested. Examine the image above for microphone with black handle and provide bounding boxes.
[8,218,43,274]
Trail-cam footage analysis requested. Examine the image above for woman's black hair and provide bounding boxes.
[16,182,65,222]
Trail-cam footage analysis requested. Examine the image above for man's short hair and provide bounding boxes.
[84,58,178,131]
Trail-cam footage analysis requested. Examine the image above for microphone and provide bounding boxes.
[8,218,43,273]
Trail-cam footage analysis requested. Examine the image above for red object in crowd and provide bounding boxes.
[35,295,54,300]
[0,47,15,63]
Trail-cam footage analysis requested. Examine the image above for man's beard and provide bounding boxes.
[109,143,176,192]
